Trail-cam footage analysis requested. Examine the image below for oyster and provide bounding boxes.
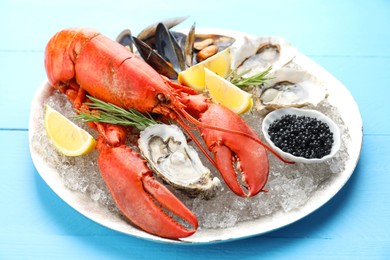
[233,36,297,77]
[138,124,220,198]
[258,68,328,110]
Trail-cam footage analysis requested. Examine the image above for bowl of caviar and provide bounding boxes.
[262,107,341,163]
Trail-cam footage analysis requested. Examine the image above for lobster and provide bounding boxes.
[44,28,278,239]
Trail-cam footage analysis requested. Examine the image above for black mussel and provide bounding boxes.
[184,22,196,67]
[168,23,196,67]
[166,31,236,66]
[116,29,133,52]
[194,34,235,53]
[170,31,187,49]
[132,36,178,80]
[137,16,188,47]
[155,23,186,72]
[126,18,236,78]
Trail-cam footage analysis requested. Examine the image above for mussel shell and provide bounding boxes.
[170,31,188,49]
[161,29,236,66]
[194,34,235,52]
[137,16,188,46]
[132,36,178,79]
[116,29,133,52]
[184,33,235,66]
[155,23,186,72]
[184,22,196,67]
[134,20,236,76]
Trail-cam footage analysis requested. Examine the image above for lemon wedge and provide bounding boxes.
[44,104,96,156]
[178,48,231,91]
[204,68,253,114]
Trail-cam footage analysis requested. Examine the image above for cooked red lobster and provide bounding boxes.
[44,28,273,239]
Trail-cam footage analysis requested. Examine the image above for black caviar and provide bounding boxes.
[268,114,334,159]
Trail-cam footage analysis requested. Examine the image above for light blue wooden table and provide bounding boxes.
[1,0,389,258]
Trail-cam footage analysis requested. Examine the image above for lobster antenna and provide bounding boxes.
[175,118,218,169]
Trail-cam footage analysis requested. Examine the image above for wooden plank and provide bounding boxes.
[0,234,388,259]
[0,0,389,258]
[0,52,45,130]
[0,0,390,56]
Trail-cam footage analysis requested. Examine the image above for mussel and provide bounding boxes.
[117,17,236,80]
[155,23,186,72]
[137,16,189,46]
[116,29,133,52]
[131,36,178,79]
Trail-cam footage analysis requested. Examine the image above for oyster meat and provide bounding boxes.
[258,68,328,110]
[233,36,297,77]
[138,124,220,197]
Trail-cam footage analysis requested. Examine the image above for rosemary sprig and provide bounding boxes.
[75,96,159,131]
[228,66,273,88]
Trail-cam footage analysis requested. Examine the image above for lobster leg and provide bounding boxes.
[97,141,198,239]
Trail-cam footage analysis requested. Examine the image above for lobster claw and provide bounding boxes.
[200,104,269,197]
[212,139,269,197]
[97,142,198,239]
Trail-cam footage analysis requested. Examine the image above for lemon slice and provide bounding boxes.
[44,104,96,156]
[178,48,231,91]
[204,68,253,114]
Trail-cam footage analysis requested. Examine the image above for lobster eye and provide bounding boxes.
[157,93,170,104]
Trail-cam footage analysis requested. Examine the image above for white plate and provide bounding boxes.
[28,29,362,244]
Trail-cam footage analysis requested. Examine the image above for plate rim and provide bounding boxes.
[28,28,363,244]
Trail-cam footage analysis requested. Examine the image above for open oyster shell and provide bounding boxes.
[138,124,220,198]
[232,36,297,77]
[257,68,328,111]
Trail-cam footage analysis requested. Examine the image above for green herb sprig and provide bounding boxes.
[75,96,159,131]
[228,66,273,88]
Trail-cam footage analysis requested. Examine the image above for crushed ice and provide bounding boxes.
[31,90,350,230]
